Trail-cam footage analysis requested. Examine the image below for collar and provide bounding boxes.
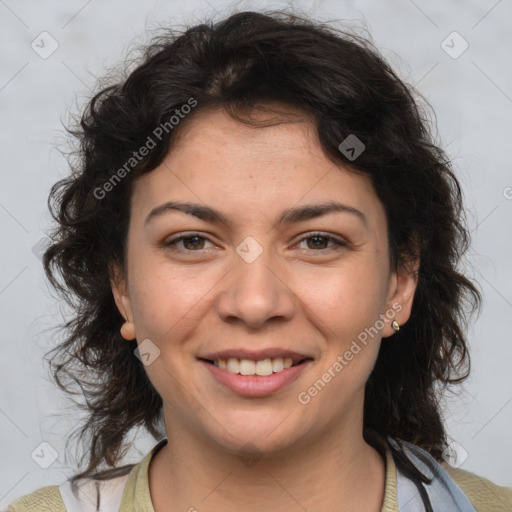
[119,438,400,512]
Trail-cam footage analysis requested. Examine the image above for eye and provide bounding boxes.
[163,232,347,253]
[164,233,215,251]
[296,233,347,251]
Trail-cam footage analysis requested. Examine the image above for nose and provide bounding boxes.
[215,243,296,329]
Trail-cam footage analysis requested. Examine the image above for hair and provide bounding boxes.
[43,9,481,510]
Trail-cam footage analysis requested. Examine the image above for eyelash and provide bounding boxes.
[163,232,347,253]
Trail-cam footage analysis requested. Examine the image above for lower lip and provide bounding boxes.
[200,360,312,397]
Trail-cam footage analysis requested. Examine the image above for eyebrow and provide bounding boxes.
[145,200,368,228]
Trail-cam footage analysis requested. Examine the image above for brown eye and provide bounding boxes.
[164,234,213,251]
[297,233,346,251]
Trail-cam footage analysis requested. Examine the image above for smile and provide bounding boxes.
[207,356,309,376]
[199,357,313,397]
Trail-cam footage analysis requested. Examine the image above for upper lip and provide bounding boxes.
[198,348,313,365]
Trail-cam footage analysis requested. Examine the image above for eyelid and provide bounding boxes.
[294,231,347,250]
[163,231,217,250]
[163,231,347,252]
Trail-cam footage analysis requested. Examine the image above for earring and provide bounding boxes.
[392,320,400,331]
[120,321,136,340]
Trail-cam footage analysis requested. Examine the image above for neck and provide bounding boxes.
[148,417,386,512]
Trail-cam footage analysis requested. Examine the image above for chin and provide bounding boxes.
[203,410,305,458]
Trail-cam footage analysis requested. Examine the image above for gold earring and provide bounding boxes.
[392,320,400,331]
[120,321,136,340]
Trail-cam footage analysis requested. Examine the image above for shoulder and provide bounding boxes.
[5,485,66,512]
[5,472,131,512]
[4,440,166,512]
[5,473,131,512]
[442,464,512,512]
[384,436,512,512]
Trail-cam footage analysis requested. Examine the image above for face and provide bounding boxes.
[111,106,417,457]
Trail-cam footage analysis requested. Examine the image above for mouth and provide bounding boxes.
[198,355,314,397]
[198,356,314,376]
[196,348,315,396]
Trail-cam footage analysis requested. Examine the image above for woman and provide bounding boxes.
[7,10,512,512]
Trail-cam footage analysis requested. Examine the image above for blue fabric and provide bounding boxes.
[389,438,477,511]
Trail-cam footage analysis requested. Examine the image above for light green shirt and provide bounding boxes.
[6,439,512,511]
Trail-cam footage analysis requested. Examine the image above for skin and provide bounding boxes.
[111,105,418,511]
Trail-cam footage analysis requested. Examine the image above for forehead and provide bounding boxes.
[130,107,386,231]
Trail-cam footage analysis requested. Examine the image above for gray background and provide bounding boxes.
[1,0,511,506]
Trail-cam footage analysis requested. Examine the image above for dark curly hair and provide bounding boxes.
[43,9,481,510]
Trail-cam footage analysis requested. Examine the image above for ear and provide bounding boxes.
[382,254,419,338]
[109,262,134,324]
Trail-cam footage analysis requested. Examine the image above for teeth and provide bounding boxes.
[227,358,239,374]
[239,359,256,375]
[272,358,284,373]
[255,359,273,376]
[215,356,299,375]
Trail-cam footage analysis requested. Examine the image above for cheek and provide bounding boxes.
[295,260,388,335]
[293,261,387,394]
[126,237,216,341]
